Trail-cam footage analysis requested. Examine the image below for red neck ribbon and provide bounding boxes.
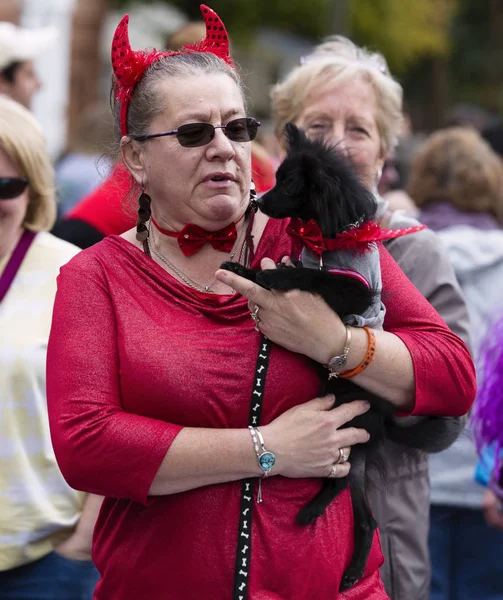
[286,217,426,257]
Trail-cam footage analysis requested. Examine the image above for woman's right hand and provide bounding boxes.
[261,395,371,479]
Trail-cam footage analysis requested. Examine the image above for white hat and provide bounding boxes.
[0,22,57,71]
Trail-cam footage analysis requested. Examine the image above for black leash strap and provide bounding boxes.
[232,334,272,600]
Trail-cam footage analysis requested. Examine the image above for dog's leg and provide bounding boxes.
[219,261,261,284]
[339,449,377,591]
[385,416,464,453]
[296,476,349,525]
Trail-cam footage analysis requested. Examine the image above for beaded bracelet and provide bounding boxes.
[338,327,376,379]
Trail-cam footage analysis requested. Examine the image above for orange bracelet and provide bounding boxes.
[338,327,376,379]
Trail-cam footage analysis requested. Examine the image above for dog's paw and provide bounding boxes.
[339,572,360,591]
[219,261,256,281]
[296,505,325,526]
[219,261,240,273]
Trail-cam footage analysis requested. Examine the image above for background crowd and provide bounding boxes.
[1,1,503,599]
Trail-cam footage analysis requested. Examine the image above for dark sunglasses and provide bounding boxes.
[0,177,29,200]
[131,117,260,148]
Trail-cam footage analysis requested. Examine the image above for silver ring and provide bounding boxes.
[336,447,350,464]
[328,464,338,478]
[251,305,261,331]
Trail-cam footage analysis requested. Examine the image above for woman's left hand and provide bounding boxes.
[483,490,503,531]
[216,257,346,364]
[54,532,93,561]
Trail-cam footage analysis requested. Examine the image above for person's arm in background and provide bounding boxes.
[483,491,503,530]
[384,219,472,433]
[54,494,103,560]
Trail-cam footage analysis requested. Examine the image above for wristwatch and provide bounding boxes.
[249,426,276,476]
[326,325,352,378]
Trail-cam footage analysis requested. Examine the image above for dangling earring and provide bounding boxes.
[247,179,258,214]
[136,188,152,255]
[375,166,383,185]
[243,180,258,266]
[372,166,383,197]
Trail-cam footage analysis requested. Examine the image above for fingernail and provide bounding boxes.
[363,401,371,409]
[215,270,230,282]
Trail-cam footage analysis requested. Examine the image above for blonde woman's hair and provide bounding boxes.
[271,36,403,156]
[407,127,503,224]
[0,96,56,231]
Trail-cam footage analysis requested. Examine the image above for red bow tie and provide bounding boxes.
[286,218,324,258]
[151,217,237,257]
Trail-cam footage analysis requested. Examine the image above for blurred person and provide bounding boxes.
[55,102,115,216]
[445,103,500,133]
[377,151,400,195]
[0,96,100,599]
[271,37,472,600]
[376,150,419,216]
[407,127,503,600]
[52,18,274,249]
[45,7,476,599]
[482,121,503,160]
[0,22,56,109]
[165,20,206,51]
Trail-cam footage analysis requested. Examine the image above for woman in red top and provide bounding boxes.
[46,6,475,599]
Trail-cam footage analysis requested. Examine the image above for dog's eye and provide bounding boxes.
[284,182,298,196]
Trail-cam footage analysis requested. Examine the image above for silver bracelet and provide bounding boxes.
[248,426,276,477]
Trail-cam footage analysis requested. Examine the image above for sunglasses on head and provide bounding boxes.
[0,177,29,200]
[131,117,260,148]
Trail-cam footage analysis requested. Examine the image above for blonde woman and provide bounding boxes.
[270,39,472,600]
[0,96,100,598]
[408,127,503,600]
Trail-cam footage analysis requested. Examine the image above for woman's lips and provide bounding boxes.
[202,177,237,189]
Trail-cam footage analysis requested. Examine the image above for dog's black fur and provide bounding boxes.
[222,123,462,590]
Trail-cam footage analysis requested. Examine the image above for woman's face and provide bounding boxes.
[294,76,385,190]
[0,146,29,240]
[131,73,252,229]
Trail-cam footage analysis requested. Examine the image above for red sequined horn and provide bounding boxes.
[185,4,234,67]
[111,14,169,135]
[111,5,234,136]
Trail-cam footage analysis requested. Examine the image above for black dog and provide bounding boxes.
[222,123,462,590]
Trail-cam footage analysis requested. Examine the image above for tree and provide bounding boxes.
[350,0,457,74]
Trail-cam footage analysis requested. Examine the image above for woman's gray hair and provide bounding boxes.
[271,36,403,156]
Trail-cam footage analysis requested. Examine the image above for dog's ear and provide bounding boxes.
[284,122,303,151]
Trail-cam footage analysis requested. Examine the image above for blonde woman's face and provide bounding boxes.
[295,76,384,190]
[0,146,30,240]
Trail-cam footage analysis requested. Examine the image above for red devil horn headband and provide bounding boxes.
[111,4,234,136]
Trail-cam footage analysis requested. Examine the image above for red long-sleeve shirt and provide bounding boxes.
[47,218,475,599]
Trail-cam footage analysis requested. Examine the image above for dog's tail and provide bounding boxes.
[384,416,464,453]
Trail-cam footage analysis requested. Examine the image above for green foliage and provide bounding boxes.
[351,0,457,73]
[111,0,331,44]
[169,0,330,43]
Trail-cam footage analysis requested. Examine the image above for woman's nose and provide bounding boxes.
[324,124,347,152]
[206,127,236,159]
